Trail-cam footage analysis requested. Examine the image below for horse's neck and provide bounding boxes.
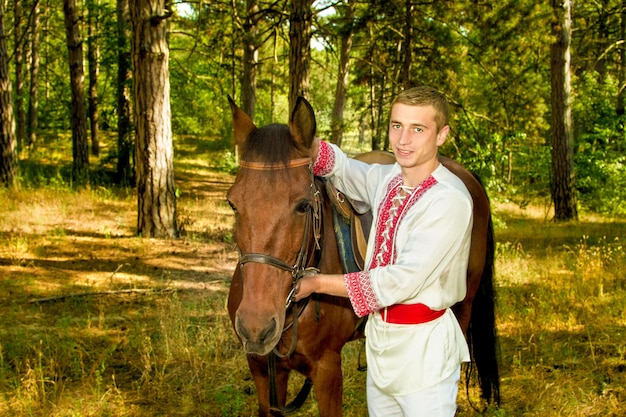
[316,182,341,275]
[318,179,368,274]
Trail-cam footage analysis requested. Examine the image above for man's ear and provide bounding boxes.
[436,125,450,146]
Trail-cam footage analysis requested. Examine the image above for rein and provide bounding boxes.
[237,157,322,414]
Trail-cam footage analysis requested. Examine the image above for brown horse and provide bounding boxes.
[226,97,499,416]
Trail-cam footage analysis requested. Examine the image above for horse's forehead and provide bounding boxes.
[228,168,311,206]
[228,168,313,254]
[240,124,305,164]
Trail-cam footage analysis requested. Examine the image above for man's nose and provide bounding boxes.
[398,129,410,144]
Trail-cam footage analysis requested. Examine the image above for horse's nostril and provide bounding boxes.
[259,317,278,343]
[235,316,250,341]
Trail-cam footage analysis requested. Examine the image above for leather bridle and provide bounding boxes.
[236,157,322,358]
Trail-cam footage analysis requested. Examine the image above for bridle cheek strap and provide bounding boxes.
[236,160,322,307]
[238,196,320,311]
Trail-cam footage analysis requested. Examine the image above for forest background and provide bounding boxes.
[0,0,625,219]
[0,0,625,416]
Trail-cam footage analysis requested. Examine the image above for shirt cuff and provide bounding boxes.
[344,271,381,317]
[312,140,335,176]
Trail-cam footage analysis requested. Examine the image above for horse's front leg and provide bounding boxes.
[247,355,289,417]
[311,350,344,417]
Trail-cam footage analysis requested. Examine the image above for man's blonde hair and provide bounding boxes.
[392,86,450,131]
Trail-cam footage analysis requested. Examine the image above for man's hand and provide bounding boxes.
[295,273,349,301]
[295,274,319,302]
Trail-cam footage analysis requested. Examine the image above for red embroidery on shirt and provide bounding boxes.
[312,141,335,176]
[370,175,403,269]
[389,176,438,262]
[346,175,438,317]
[344,271,378,317]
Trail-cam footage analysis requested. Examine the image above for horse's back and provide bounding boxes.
[352,150,396,164]
[438,156,491,330]
[439,157,500,404]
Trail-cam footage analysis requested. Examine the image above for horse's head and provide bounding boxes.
[227,96,319,356]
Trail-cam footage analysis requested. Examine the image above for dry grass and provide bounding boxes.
[0,135,625,416]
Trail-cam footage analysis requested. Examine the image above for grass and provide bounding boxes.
[0,134,625,416]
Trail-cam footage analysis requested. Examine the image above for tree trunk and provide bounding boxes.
[27,1,39,148]
[13,0,25,151]
[63,0,90,184]
[116,0,133,184]
[377,75,387,150]
[401,0,413,89]
[288,0,313,111]
[617,0,626,121]
[87,0,100,157]
[0,1,17,187]
[130,0,178,238]
[550,0,577,221]
[329,0,355,147]
[241,0,259,121]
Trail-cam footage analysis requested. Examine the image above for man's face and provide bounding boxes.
[388,103,448,175]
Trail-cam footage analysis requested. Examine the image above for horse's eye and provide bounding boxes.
[296,201,311,214]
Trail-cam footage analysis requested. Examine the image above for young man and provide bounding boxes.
[295,86,472,416]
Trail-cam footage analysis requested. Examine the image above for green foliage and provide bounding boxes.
[573,73,626,215]
[576,153,626,215]
[448,1,552,185]
[4,0,626,217]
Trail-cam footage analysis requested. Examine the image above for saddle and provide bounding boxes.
[325,180,372,273]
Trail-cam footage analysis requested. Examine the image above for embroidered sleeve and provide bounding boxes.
[344,271,381,317]
[312,140,335,176]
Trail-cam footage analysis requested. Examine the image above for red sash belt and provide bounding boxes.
[381,303,446,325]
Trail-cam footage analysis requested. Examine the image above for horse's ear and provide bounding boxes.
[289,96,317,151]
[228,95,257,152]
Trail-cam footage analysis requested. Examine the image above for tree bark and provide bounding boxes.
[550,0,577,221]
[63,0,90,184]
[27,1,39,148]
[13,0,25,150]
[288,0,313,111]
[241,0,259,121]
[401,0,413,89]
[0,1,17,187]
[617,0,626,121]
[87,0,100,157]
[130,0,178,238]
[116,0,133,184]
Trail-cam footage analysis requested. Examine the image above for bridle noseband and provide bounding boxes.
[236,157,322,357]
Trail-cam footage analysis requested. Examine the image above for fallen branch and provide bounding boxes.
[29,288,175,304]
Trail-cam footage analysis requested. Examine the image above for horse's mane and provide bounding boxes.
[241,124,298,167]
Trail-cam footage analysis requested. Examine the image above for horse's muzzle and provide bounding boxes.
[235,313,282,356]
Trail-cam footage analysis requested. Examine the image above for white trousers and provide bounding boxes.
[366,366,461,417]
